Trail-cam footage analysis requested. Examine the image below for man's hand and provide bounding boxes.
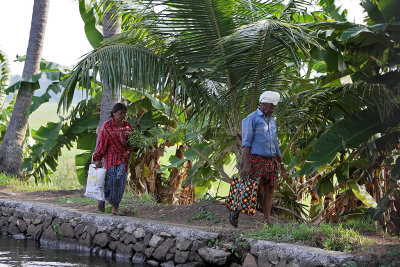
[280,164,288,179]
[242,164,251,178]
[93,161,102,168]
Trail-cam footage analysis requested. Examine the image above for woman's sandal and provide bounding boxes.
[98,201,105,212]
[229,212,238,228]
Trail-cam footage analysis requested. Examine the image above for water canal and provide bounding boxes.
[0,236,146,267]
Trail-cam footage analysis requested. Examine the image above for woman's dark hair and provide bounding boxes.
[110,102,127,118]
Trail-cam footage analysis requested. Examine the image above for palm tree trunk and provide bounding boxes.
[0,0,50,176]
[98,0,121,128]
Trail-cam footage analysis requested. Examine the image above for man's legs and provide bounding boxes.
[263,181,275,225]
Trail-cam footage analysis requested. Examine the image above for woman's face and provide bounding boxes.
[113,108,126,122]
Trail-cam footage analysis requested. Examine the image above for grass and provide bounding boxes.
[246,222,371,252]
[133,192,156,204]
[187,206,225,224]
[340,218,378,232]
[0,173,79,191]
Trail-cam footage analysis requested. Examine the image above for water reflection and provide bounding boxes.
[0,236,147,267]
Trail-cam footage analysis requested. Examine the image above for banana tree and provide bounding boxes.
[274,0,400,230]
[123,89,233,204]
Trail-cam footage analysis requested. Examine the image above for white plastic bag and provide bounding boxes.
[84,164,107,201]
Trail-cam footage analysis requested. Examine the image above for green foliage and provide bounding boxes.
[0,49,10,111]
[78,0,103,49]
[23,93,100,184]
[298,106,400,176]
[0,173,79,192]
[340,218,378,232]
[246,222,371,252]
[0,49,10,142]
[134,193,156,204]
[127,130,148,148]
[386,244,400,257]
[207,237,220,247]
[320,223,369,252]
[188,206,216,222]
[53,224,64,239]
[246,223,315,243]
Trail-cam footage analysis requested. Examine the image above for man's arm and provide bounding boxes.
[242,146,251,177]
[241,115,254,178]
[275,156,288,179]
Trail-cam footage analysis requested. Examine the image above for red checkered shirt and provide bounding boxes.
[92,118,134,170]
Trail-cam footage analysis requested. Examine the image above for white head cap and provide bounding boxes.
[259,91,280,105]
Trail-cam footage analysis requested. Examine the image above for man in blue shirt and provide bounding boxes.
[230,91,287,227]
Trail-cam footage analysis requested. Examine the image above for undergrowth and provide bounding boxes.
[246,222,371,252]
[0,165,82,192]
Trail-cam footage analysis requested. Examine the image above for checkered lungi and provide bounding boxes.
[249,154,278,186]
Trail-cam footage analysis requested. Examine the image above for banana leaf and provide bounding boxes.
[299,106,400,175]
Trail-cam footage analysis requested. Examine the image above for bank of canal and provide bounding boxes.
[0,199,394,267]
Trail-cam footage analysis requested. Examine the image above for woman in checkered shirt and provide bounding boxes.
[93,103,135,216]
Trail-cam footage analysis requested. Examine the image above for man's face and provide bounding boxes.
[260,102,276,115]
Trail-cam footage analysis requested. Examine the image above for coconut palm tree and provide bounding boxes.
[0,0,50,176]
[99,0,122,128]
[60,0,316,163]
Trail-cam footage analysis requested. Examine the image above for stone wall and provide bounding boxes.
[0,199,383,267]
[0,199,234,267]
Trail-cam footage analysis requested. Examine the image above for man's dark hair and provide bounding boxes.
[110,102,127,118]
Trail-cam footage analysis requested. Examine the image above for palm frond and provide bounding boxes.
[60,43,167,111]
[214,19,317,115]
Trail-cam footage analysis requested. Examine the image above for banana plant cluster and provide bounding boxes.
[123,88,234,202]
[275,0,400,231]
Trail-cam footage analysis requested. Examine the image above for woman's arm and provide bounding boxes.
[92,125,108,167]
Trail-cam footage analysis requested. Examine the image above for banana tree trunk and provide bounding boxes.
[0,0,50,176]
[98,0,121,129]
[129,145,164,195]
[164,145,193,205]
[129,144,195,205]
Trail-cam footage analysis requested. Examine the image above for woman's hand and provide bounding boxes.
[93,161,102,168]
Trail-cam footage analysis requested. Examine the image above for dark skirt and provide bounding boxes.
[104,163,127,208]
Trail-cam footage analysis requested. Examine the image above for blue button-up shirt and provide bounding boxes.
[242,108,281,157]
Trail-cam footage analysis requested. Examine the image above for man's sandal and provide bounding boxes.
[229,212,238,228]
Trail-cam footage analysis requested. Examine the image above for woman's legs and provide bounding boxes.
[104,163,127,214]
